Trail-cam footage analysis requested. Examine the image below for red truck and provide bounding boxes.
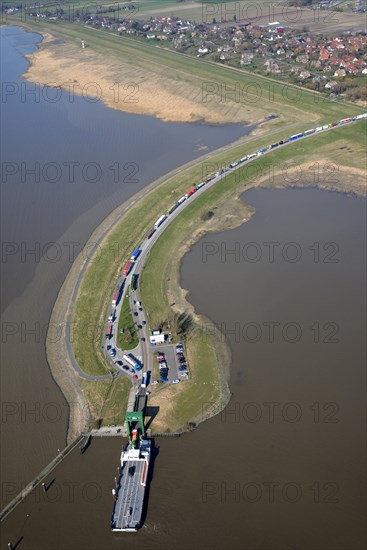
[185,187,197,198]
[122,261,132,277]
[106,324,113,339]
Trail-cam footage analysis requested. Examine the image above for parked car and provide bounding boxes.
[129,368,135,374]
[123,365,129,370]
[171,379,180,384]
[179,366,187,371]
[134,312,139,316]
[116,360,123,366]
[151,380,158,385]
[137,324,142,329]
[132,375,138,381]
[141,337,146,342]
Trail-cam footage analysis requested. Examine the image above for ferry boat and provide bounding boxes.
[111,432,151,532]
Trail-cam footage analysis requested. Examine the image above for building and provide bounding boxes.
[149,331,165,345]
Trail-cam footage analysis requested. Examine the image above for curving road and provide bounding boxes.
[100,115,366,388]
[65,115,366,387]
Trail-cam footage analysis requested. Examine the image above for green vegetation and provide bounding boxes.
[117,293,139,350]
[82,376,131,427]
[72,120,365,381]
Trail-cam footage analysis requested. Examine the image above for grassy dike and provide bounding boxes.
[72,121,365,430]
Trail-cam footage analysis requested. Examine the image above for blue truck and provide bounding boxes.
[289,133,303,141]
[123,354,142,371]
[130,248,141,262]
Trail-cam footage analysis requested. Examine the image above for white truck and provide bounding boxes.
[154,214,167,228]
[141,372,148,388]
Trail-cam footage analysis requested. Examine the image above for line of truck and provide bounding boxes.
[106,111,366,341]
[142,112,366,246]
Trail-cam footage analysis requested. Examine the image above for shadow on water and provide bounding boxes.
[42,478,56,492]
[9,535,24,550]
[140,439,160,529]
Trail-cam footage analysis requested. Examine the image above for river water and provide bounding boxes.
[1,26,366,550]
[2,187,365,548]
[0,25,253,502]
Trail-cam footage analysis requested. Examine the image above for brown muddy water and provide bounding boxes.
[1,187,365,549]
[1,25,254,502]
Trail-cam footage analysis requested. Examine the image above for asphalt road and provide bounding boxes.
[70,116,366,390]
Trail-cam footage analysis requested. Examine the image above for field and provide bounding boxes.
[14,17,363,125]
[82,376,131,427]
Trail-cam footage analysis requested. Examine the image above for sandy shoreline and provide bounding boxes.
[18,26,319,127]
[20,29,251,124]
